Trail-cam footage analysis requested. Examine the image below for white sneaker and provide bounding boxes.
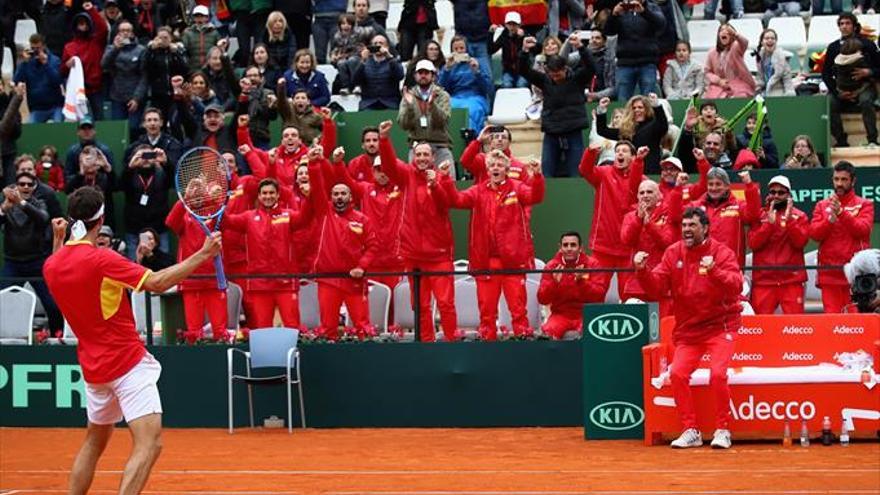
[711,429,732,449]
[670,428,703,448]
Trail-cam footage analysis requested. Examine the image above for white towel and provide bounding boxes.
[62,56,90,122]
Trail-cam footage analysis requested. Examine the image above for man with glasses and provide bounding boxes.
[101,20,147,140]
[747,175,809,314]
[0,172,63,334]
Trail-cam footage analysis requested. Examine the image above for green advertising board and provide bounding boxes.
[583,303,660,440]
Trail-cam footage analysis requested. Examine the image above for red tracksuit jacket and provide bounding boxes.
[537,251,605,317]
[223,202,312,292]
[61,8,108,94]
[165,201,219,291]
[809,190,874,287]
[579,147,644,258]
[460,140,531,184]
[638,238,743,345]
[441,174,545,270]
[236,119,336,187]
[748,206,809,286]
[620,203,677,297]
[658,157,710,210]
[308,161,379,291]
[378,136,455,264]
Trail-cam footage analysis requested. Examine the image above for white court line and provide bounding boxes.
[3,468,879,476]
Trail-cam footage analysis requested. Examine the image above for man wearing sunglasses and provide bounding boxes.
[747,175,809,314]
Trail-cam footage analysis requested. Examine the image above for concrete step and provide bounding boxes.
[507,120,544,162]
[830,146,880,167]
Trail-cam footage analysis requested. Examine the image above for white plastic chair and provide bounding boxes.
[346,280,391,331]
[768,17,806,56]
[317,64,338,90]
[0,286,36,345]
[687,20,721,52]
[227,328,305,433]
[435,0,455,29]
[804,249,821,301]
[1,46,13,80]
[299,280,321,331]
[487,88,533,125]
[388,2,404,32]
[453,277,480,329]
[530,258,545,284]
[857,14,880,34]
[392,279,414,329]
[729,18,763,50]
[14,19,37,50]
[330,94,361,112]
[690,50,709,68]
[498,278,542,331]
[226,37,239,61]
[807,16,840,57]
[603,273,619,304]
[132,291,163,338]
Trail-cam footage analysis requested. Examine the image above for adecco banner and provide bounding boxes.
[583,303,660,440]
[734,167,880,222]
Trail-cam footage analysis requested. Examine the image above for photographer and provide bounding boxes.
[438,36,493,134]
[101,21,147,141]
[13,34,65,123]
[66,144,117,229]
[141,27,190,125]
[604,0,666,102]
[782,135,822,169]
[135,227,174,272]
[844,249,880,314]
[351,34,404,110]
[121,144,171,260]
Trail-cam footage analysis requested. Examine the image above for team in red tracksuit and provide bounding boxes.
[659,153,710,211]
[378,125,458,342]
[61,5,109,100]
[620,181,677,316]
[636,214,743,438]
[808,171,874,313]
[460,138,530,184]
[441,152,545,339]
[345,128,384,183]
[579,143,645,301]
[308,158,379,340]
[166,201,228,343]
[222,179,313,329]
[537,244,605,339]
[748,179,809,314]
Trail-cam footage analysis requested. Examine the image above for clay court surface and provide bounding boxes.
[1,427,879,494]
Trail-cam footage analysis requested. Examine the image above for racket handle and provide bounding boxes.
[214,255,228,290]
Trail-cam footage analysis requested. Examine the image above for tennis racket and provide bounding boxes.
[175,146,232,290]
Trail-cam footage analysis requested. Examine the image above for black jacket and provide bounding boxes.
[490,29,525,76]
[519,46,596,135]
[0,197,51,262]
[604,0,667,67]
[399,0,438,31]
[451,0,490,43]
[124,132,185,172]
[822,35,880,97]
[596,103,669,173]
[142,45,190,110]
[40,1,73,57]
[121,165,171,234]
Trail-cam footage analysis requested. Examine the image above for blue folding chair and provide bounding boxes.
[227,328,305,433]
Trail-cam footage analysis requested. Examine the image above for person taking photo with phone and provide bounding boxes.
[121,144,172,261]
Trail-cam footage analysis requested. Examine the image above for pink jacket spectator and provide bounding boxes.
[703,32,756,99]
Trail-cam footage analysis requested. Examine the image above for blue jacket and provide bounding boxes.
[438,61,493,98]
[451,0,490,43]
[314,0,348,14]
[353,56,405,109]
[13,51,64,111]
[283,69,331,106]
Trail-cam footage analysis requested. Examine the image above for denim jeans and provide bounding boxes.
[87,92,105,120]
[761,2,801,26]
[501,72,529,89]
[704,0,743,19]
[0,258,64,332]
[830,87,878,145]
[111,100,144,141]
[27,107,64,123]
[811,0,842,14]
[312,15,340,64]
[541,129,584,178]
[125,231,171,261]
[615,64,658,102]
[468,41,492,79]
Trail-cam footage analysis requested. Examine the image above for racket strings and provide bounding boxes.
[177,150,230,218]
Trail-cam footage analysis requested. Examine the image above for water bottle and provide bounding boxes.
[782,420,792,448]
[800,420,810,447]
[840,419,850,447]
[821,416,833,446]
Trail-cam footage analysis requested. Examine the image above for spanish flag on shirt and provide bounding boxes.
[488,0,548,26]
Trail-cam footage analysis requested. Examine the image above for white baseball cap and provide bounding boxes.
[192,5,210,16]
[660,156,683,171]
[415,59,436,73]
[504,12,522,25]
[768,175,792,191]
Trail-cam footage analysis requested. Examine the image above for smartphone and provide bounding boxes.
[576,30,591,40]
[453,52,471,63]
[139,232,151,245]
[368,44,381,54]
[142,150,158,160]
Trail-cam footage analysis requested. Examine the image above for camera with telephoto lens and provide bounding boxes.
[368,44,381,54]
[622,0,640,9]
[852,274,879,313]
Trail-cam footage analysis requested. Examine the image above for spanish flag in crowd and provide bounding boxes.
[488,0,548,26]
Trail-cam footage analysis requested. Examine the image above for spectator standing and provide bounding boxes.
[259,11,298,71]
[135,227,175,272]
[282,49,332,106]
[124,108,185,171]
[403,40,444,87]
[352,0,388,41]
[537,232,605,339]
[64,118,115,188]
[754,29,794,96]
[398,60,455,173]
[595,93,668,173]
[182,5,222,73]
[761,0,801,28]
[314,0,348,64]
[397,0,438,62]
[782,135,822,168]
[634,207,743,449]
[519,35,595,177]
[202,46,239,111]
[352,34,405,110]
[14,34,65,123]
[330,13,362,93]
[60,2,109,120]
[180,102,238,151]
[748,175,808,314]
[451,0,492,74]
[582,31,617,102]
[439,36,493,133]
[102,21,147,140]
[131,0,175,44]
[187,71,223,120]
[0,84,23,186]
[40,0,72,58]
[604,0,666,101]
[229,0,272,66]
[812,0,842,15]
[120,145,172,260]
[822,14,880,148]
[237,67,277,149]
[142,27,190,123]
[808,161,874,313]
[461,125,530,182]
[704,24,755,99]
[274,0,313,51]
[352,0,390,28]
[489,12,528,88]
[662,40,704,100]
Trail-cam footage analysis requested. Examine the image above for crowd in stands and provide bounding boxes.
[0,0,877,342]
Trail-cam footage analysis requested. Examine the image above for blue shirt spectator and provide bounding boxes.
[13,34,65,123]
[352,35,405,109]
[439,36,493,131]
[283,50,332,106]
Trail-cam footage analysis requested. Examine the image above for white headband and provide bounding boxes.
[70,204,105,241]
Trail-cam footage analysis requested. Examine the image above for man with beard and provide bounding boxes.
[634,207,743,450]
[461,125,531,184]
[809,161,874,313]
[537,232,605,339]
[341,126,401,183]
[621,179,677,316]
[748,175,809,314]
[398,60,455,176]
[440,150,545,340]
[585,30,616,103]
[307,147,380,340]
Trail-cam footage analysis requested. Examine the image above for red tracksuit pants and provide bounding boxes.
[820,285,850,314]
[317,282,370,340]
[592,251,631,303]
[182,289,228,340]
[751,283,805,314]
[670,331,736,431]
[407,260,457,342]
[541,313,582,340]
[476,257,528,340]
[248,290,300,329]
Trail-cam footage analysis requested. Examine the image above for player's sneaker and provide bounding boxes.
[710,429,732,449]
[670,428,703,448]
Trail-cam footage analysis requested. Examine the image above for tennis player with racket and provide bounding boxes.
[44,186,222,494]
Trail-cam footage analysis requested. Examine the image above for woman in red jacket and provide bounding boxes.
[61,2,109,119]
[441,150,545,340]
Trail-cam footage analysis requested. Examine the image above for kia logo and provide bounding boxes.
[589,401,645,431]
[587,313,644,343]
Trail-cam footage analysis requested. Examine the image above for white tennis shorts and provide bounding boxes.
[85,353,163,425]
